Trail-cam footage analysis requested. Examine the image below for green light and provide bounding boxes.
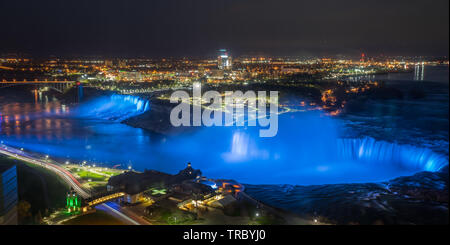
[151,188,167,195]
[66,191,81,214]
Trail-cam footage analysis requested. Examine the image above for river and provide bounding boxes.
[0,66,448,185]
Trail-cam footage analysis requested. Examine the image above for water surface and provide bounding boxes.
[0,66,448,185]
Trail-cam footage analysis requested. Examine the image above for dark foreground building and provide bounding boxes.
[0,165,18,225]
[107,163,210,203]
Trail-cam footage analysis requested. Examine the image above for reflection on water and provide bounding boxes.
[347,65,448,83]
[0,101,70,140]
[414,63,425,81]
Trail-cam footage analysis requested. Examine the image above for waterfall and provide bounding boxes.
[77,94,150,121]
[337,137,448,172]
[110,94,150,113]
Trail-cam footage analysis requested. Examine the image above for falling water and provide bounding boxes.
[337,138,448,172]
[110,94,150,113]
[76,94,150,121]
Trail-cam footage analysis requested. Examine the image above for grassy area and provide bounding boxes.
[66,167,111,194]
[62,210,128,225]
[75,169,107,181]
[101,171,121,176]
[145,201,200,225]
[87,182,106,187]
[86,182,108,193]
[0,155,70,224]
[154,208,200,225]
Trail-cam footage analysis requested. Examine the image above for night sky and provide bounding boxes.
[0,0,448,57]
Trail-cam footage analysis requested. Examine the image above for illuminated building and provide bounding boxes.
[104,60,113,67]
[118,71,143,82]
[66,188,81,214]
[0,165,18,225]
[118,60,127,68]
[218,49,232,70]
[107,163,205,204]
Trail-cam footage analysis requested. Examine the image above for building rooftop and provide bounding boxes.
[108,163,203,195]
[209,195,237,208]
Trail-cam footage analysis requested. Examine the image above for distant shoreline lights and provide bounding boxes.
[170,82,279,137]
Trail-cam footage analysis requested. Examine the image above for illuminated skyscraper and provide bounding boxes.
[0,165,18,225]
[218,49,232,70]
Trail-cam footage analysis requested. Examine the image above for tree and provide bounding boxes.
[17,200,32,223]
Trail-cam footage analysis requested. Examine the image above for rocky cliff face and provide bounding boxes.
[122,99,197,135]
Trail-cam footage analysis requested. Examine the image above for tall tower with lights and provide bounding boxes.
[218,49,232,70]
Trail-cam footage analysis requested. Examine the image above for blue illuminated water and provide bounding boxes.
[0,67,448,185]
[75,94,150,121]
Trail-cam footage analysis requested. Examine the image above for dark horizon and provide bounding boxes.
[0,0,448,58]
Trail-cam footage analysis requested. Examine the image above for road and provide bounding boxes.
[96,203,141,225]
[0,144,147,225]
[98,202,151,225]
[0,146,90,199]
